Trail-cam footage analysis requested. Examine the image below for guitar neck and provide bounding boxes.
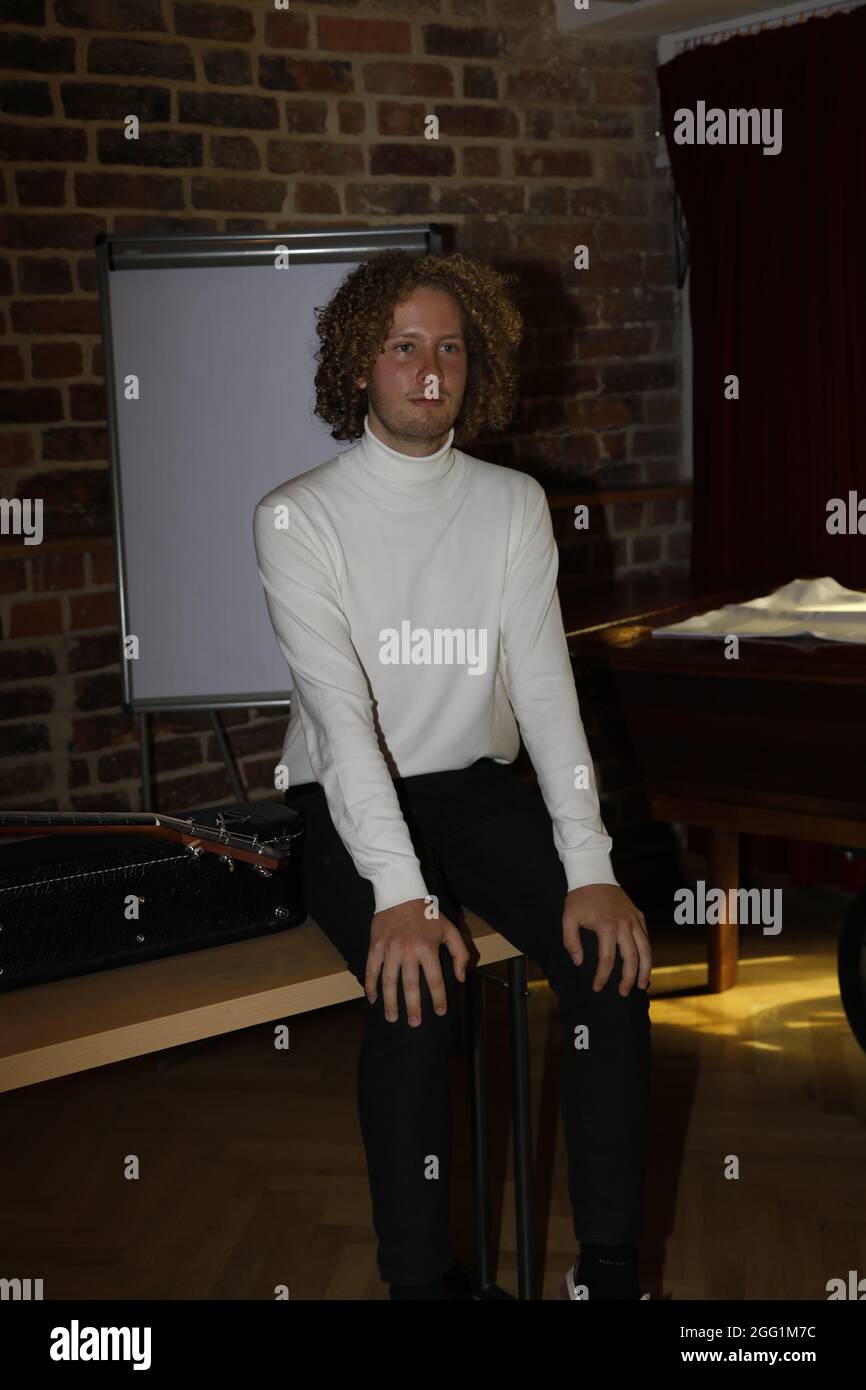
[0,810,159,829]
[0,809,298,872]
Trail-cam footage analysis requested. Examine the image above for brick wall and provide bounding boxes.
[0,0,690,816]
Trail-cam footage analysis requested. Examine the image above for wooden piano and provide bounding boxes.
[561,576,866,993]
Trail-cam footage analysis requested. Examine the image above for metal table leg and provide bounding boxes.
[455,956,535,1300]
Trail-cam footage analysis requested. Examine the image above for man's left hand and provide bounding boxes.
[563,884,652,996]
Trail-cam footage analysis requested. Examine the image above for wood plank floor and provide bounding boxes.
[1,877,863,1301]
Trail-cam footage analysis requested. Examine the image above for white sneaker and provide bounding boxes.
[559,1259,650,1300]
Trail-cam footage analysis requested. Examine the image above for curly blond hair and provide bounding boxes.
[313,249,523,448]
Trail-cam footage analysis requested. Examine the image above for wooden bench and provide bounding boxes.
[0,908,537,1300]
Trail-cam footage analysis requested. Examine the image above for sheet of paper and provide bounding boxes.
[652,577,866,644]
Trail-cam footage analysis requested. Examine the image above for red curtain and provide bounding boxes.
[657,8,866,594]
[658,11,866,892]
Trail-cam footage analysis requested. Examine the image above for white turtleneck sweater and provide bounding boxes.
[252,416,618,916]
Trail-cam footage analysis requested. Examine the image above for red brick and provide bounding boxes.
[434,105,518,138]
[10,598,63,637]
[96,128,203,168]
[337,101,365,135]
[642,394,680,424]
[68,631,120,672]
[210,135,259,171]
[346,184,435,216]
[152,733,204,778]
[464,65,498,100]
[568,397,637,429]
[602,360,678,393]
[0,432,35,466]
[191,178,287,213]
[87,38,195,81]
[295,182,341,215]
[68,756,90,788]
[0,721,51,757]
[205,719,287,760]
[0,559,26,594]
[11,298,101,335]
[0,78,54,117]
[75,171,184,209]
[0,761,54,797]
[558,110,634,140]
[69,382,108,420]
[0,213,104,250]
[175,1,254,41]
[651,499,679,525]
[285,100,329,134]
[514,149,593,180]
[91,545,117,584]
[73,256,95,292]
[70,711,136,751]
[370,144,454,177]
[0,345,25,380]
[632,534,662,564]
[422,25,502,58]
[154,768,233,813]
[462,146,501,177]
[32,553,86,591]
[633,428,680,457]
[74,670,122,711]
[41,427,109,460]
[267,141,363,177]
[0,32,75,74]
[69,591,119,629]
[603,151,657,180]
[0,123,87,164]
[178,90,279,128]
[592,69,654,105]
[55,0,167,32]
[0,681,53,717]
[70,789,130,811]
[439,184,523,214]
[0,387,63,423]
[264,11,310,49]
[19,257,75,294]
[505,68,590,103]
[376,101,427,137]
[576,327,654,359]
[201,49,251,91]
[96,747,142,782]
[114,214,218,234]
[62,81,170,122]
[15,170,67,206]
[363,63,454,97]
[258,57,353,95]
[319,18,411,55]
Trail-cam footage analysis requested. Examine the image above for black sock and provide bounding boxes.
[575,1241,640,1300]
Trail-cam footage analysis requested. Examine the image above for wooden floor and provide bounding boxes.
[0,876,863,1301]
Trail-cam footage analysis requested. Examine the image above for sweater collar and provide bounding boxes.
[357,414,456,486]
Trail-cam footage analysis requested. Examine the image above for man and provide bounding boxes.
[253,250,652,1301]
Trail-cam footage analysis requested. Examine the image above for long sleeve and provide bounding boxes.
[500,479,619,891]
[252,494,431,915]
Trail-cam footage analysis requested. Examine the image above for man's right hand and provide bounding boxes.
[365,898,470,1028]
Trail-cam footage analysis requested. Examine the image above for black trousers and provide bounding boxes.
[285,756,651,1286]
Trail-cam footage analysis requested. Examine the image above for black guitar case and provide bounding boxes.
[0,800,306,993]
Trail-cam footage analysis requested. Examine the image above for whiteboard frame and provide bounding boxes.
[95,225,443,713]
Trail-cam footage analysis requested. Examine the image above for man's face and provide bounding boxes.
[354,286,468,456]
